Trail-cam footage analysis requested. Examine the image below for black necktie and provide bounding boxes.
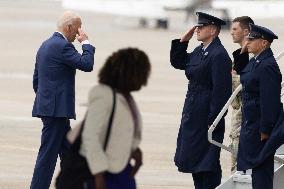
[250,57,256,71]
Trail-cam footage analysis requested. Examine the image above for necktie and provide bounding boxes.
[250,57,256,71]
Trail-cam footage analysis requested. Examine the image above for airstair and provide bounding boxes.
[208,52,284,189]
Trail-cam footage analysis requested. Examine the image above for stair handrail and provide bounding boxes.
[208,51,284,157]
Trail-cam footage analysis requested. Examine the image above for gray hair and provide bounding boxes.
[57,11,81,29]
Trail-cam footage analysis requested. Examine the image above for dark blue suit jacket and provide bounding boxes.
[32,32,95,119]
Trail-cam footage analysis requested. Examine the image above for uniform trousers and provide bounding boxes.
[192,166,222,189]
[30,117,71,189]
[252,154,274,189]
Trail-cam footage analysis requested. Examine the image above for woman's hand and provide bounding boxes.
[94,172,106,189]
[180,26,196,42]
[129,148,143,178]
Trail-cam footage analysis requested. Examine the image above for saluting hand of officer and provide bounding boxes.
[240,40,249,54]
[180,26,196,42]
[76,28,88,43]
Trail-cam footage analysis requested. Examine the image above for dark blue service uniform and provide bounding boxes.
[236,48,282,189]
[235,24,283,189]
[170,37,232,188]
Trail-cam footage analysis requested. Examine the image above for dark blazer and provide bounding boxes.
[32,32,95,119]
[170,37,232,172]
[235,48,283,170]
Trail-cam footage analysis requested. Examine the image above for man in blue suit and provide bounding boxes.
[31,11,95,189]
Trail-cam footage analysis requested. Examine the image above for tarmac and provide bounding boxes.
[1,0,284,189]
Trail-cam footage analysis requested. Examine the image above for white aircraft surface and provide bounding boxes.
[62,0,284,29]
[214,0,284,19]
[61,0,217,29]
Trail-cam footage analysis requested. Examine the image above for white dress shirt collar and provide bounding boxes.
[55,31,68,41]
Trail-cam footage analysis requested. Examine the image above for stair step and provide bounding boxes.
[217,145,284,188]
[232,173,252,184]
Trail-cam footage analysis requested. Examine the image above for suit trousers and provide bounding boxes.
[252,154,274,189]
[192,166,222,189]
[30,117,71,189]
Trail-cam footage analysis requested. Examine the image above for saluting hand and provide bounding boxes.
[180,26,196,42]
[76,28,88,43]
[240,40,248,54]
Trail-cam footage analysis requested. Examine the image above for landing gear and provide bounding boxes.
[156,19,168,29]
[223,19,231,30]
[138,18,168,29]
[139,18,148,28]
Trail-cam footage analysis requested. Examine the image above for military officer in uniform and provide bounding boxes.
[234,24,281,189]
[170,12,232,189]
[230,16,254,173]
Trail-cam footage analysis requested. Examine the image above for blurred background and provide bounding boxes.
[0,0,284,188]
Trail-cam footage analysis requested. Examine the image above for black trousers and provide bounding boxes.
[252,154,274,189]
[192,167,222,189]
